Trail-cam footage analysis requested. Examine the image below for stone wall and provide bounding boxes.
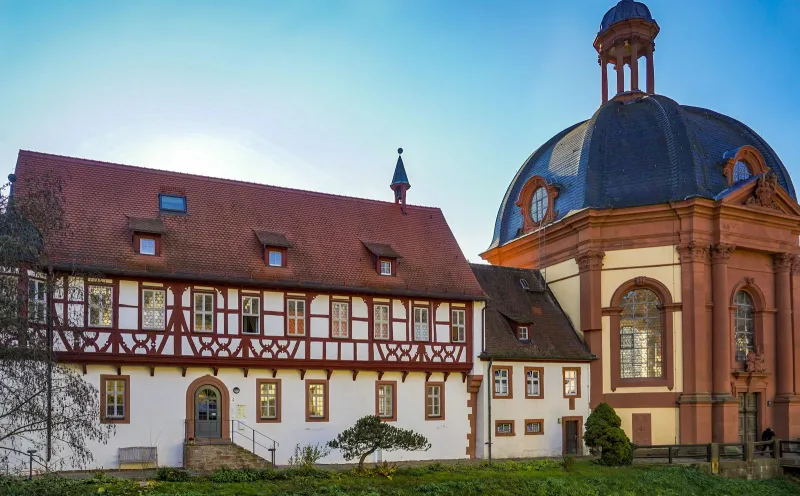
[183,442,272,471]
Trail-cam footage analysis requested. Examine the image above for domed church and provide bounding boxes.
[481,0,800,445]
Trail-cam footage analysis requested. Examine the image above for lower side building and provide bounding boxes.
[79,365,472,469]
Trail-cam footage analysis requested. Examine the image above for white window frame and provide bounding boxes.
[377,383,393,418]
[242,295,260,334]
[414,306,429,341]
[494,368,509,396]
[526,421,542,434]
[268,250,283,267]
[193,292,214,333]
[380,260,392,276]
[139,237,156,255]
[426,384,442,418]
[141,288,166,331]
[374,304,390,340]
[259,382,278,420]
[287,299,306,336]
[28,278,47,323]
[88,285,113,328]
[526,369,540,397]
[451,309,466,342]
[105,379,125,419]
[519,326,529,340]
[564,369,578,396]
[331,301,349,338]
[497,422,513,434]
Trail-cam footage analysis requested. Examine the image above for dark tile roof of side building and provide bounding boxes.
[14,150,484,300]
[470,263,593,361]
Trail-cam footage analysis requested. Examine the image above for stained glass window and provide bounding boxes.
[332,301,349,338]
[288,299,305,336]
[530,187,548,222]
[734,291,755,362]
[620,288,663,379]
[142,289,165,330]
[88,285,113,328]
[374,304,389,339]
[733,161,752,183]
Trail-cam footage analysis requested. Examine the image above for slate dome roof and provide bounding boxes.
[488,94,796,250]
[600,0,655,33]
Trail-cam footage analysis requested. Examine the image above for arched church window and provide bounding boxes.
[734,291,755,362]
[620,288,663,379]
[530,187,548,222]
[733,161,752,183]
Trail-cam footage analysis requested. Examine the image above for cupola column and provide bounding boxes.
[600,55,608,104]
[645,44,655,93]
[615,43,624,94]
[630,41,639,91]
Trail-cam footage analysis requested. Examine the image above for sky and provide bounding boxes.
[1,0,799,262]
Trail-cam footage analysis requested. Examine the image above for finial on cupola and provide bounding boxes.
[390,147,411,212]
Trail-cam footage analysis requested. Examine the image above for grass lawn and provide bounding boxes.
[3,460,799,496]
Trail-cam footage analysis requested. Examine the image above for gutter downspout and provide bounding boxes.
[487,356,493,465]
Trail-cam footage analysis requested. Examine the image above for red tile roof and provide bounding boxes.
[14,151,484,300]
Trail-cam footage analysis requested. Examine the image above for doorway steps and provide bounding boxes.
[183,441,272,471]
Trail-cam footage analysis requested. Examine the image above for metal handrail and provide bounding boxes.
[231,420,279,466]
[184,419,279,466]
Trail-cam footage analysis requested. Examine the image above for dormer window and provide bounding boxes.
[139,237,156,256]
[268,250,283,267]
[128,217,165,257]
[722,145,769,186]
[159,193,186,213]
[518,326,529,341]
[362,241,400,277]
[255,231,291,268]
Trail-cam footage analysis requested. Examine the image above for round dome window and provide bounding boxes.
[530,187,548,223]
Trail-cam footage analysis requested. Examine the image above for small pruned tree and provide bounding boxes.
[583,402,633,466]
[327,415,431,470]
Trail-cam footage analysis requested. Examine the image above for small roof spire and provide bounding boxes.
[390,148,410,188]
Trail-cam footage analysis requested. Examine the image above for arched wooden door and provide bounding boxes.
[194,385,221,438]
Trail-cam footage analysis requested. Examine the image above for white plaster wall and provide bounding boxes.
[70,366,470,470]
[475,361,591,459]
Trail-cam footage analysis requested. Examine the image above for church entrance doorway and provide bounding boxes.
[737,393,758,442]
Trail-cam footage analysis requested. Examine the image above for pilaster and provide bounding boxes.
[576,249,604,408]
[676,242,712,443]
[711,242,736,443]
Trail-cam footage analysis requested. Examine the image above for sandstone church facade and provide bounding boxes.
[482,0,800,446]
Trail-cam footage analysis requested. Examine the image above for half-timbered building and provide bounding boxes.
[11,149,489,469]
